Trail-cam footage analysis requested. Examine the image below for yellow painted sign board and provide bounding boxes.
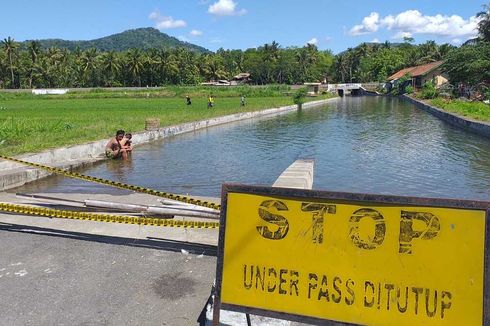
[215,185,490,326]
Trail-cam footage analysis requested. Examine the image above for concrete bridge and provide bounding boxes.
[327,83,381,96]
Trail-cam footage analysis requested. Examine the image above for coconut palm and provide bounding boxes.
[100,51,121,86]
[202,54,227,81]
[125,48,144,86]
[79,48,99,86]
[27,41,41,64]
[2,37,18,88]
[26,41,41,88]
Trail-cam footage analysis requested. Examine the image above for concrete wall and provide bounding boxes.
[0,98,338,190]
[420,68,448,87]
[402,95,490,138]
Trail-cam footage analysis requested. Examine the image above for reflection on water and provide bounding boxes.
[13,97,490,200]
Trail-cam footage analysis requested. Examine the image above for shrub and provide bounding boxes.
[405,85,414,94]
[420,81,438,99]
[392,74,412,95]
[292,88,307,108]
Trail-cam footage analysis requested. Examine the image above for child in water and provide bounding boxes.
[119,133,133,158]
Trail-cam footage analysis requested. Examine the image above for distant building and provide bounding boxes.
[303,82,322,95]
[200,80,231,86]
[32,89,69,95]
[388,61,448,89]
[232,73,251,84]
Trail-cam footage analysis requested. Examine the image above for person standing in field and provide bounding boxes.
[207,95,214,108]
[186,95,192,105]
[240,95,246,106]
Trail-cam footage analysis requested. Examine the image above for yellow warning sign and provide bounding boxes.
[216,186,489,326]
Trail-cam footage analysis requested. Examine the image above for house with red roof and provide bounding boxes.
[388,61,448,90]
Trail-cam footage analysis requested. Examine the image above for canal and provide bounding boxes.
[13,97,490,201]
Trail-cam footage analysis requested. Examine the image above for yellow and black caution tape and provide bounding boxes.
[0,155,221,210]
[0,202,220,229]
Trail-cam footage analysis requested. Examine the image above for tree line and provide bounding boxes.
[0,40,334,89]
[1,4,488,89]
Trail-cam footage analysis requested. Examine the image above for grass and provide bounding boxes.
[430,98,490,122]
[0,87,334,156]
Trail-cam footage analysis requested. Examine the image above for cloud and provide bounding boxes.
[325,36,332,42]
[149,10,187,29]
[371,38,380,43]
[307,38,318,45]
[392,31,413,39]
[208,0,247,16]
[349,10,479,39]
[451,38,462,44]
[190,30,203,36]
[349,12,379,35]
[178,35,191,42]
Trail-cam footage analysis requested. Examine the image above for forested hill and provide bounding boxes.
[20,28,210,53]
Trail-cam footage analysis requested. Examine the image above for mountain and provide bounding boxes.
[21,28,210,53]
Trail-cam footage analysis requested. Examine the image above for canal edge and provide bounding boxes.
[402,95,490,138]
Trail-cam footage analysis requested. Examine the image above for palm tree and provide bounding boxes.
[26,41,41,88]
[100,51,121,86]
[261,41,280,83]
[477,3,490,42]
[2,37,18,88]
[334,54,349,83]
[27,41,41,64]
[125,48,143,86]
[415,41,446,64]
[79,48,98,86]
[202,54,227,81]
[156,49,179,84]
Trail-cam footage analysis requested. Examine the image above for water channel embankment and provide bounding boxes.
[0,98,336,191]
[402,95,490,138]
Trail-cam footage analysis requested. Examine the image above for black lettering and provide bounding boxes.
[441,291,452,319]
[425,289,437,317]
[332,276,342,303]
[279,269,288,295]
[267,268,277,292]
[345,279,355,305]
[385,284,394,310]
[308,273,318,299]
[290,270,299,296]
[399,211,440,254]
[243,265,253,290]
[364,281,375,307]
[256,200,289,240]
[301,203,336,244]
[377,282,381,309]
[255,266,265,291]
[397,286,409,313]
[318,275,330,301]
[412,287,424,315]
[349,209,386,249]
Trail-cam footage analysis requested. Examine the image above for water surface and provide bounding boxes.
[14,97,490,201]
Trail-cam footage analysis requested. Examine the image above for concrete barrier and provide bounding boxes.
[402,95,490,138]
[272,159,314,189]
[0,98,337,191]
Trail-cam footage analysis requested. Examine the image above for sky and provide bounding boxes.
[0,0,486,53]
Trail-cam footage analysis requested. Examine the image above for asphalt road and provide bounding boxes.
[0,225,216,326]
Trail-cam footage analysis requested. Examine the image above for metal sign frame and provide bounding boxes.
[214,183,490,326]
